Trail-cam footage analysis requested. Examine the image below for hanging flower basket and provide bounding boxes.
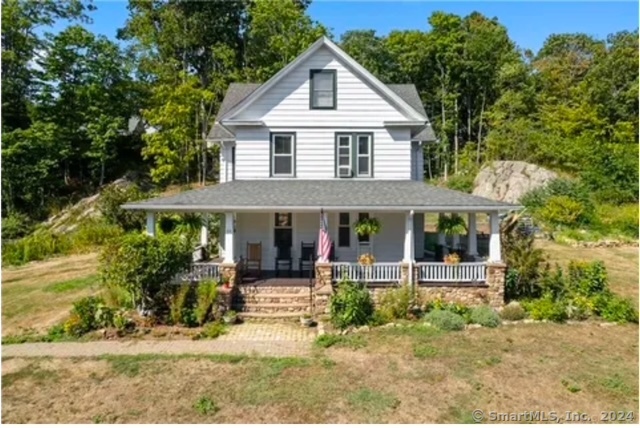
[353,217,382,237]
[437,214,467,236]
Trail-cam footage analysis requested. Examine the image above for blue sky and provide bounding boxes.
[77,1,637,52]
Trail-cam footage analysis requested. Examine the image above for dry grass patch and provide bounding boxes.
[538,241,638,303]
[2,253,99,335]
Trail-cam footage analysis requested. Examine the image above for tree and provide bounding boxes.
[340,30,401,82]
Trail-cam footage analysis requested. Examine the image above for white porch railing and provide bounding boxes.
[176,262,221,283]
[332,262,402,283]
[416,262,486,283]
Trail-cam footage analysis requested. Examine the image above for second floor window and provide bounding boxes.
[271,133,295,177]
[335,133,373,178]
[310,69,336,109]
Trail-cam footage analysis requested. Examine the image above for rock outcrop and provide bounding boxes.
[472,161,558,203]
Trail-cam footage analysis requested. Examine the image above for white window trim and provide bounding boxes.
[337,135,352,177]
[356,134,372,177]
[271,133,295,177]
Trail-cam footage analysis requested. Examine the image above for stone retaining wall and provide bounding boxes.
[314,263,507,310]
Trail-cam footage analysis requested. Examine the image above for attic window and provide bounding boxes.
[310,69,336,109]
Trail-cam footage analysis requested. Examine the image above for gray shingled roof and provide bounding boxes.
[123,180,520,212]
[207,82,436,141]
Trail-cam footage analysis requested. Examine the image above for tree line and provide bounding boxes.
[2,0,638,222]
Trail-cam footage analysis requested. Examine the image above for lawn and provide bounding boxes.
[2,253,100,336]
[2,323,638,423]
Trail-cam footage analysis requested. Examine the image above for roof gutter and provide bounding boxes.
[122,203,523,213]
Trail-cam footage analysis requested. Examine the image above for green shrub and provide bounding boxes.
[170,283,195,326]
[594,294,638,323]
[423,309,466,331]
[502,228,547,300]
[99,232,192,311]
[376,285,413,321]
[199,321,227,339]
[1,212,33,240]
[329,279,374,329]
[444,173,475,193]
[469,306,501,328]
[64,296,113,337]
[423,299,470,318]
[98,184,151,231]
[538,196,586,227]
[113,309,135,332]
[70,219,123,250]
[593,203,639,238]
[195,279,220,325]
[521,178,593,215]
[522,294,568,322]
[566,295,592,320]
[500,301,526,321]
[2,231,71,266]
[567,261,607,297]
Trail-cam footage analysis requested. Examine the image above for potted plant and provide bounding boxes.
[443,253,461,265]
[223,309,238,324]
[300,313,313,327]
[353,217,382,237]
[221,275,232,290]
[437,214,467,237]
[358,253,376,266]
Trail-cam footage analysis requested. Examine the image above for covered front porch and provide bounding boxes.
[123,180,518,288]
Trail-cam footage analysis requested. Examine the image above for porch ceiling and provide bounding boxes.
[122,180,521,213]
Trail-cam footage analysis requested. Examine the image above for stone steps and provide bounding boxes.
[233,293,312,305]
[232,301,312,313]
[237,286,311,295]
[238,311,308,319]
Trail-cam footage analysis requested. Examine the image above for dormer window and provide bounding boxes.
[310,69,336,109]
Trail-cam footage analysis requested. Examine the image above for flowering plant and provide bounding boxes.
[358,253,376,266]
[444,253,461,265]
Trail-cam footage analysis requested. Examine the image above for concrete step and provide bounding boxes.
[233,301,312,313]
[238,311,309,319]
[234,293,312,304]
[237,286,312,295]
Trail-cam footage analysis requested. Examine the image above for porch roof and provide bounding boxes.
[122,180,521,213]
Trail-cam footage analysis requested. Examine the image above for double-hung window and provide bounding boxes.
[310,69,336,109]
[274,213,293,249]
[270,133,295,177]
[338,213,350,247]
[335,133,373,178]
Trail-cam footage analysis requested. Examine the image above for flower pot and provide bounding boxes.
[223,314,237,324]
[300,316,313,327]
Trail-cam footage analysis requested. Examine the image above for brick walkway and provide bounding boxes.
[2,323,316,359]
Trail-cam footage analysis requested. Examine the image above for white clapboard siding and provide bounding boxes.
[234,127,411,180]
[234,46,408,126]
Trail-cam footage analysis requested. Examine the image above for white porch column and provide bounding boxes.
[403,211,415,262]
[145,212,156,237]
[437,213,446,246]
[467,212,478,257]
[200,214,209,248]
[223,212,235,263]
[489,211,501,262]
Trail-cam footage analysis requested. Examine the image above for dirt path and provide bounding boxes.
[2,323,316,359]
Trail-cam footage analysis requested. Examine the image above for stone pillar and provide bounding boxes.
[486,262,506,308]
[223,212,235,263]
[467,212,478,258]
[488,211,501,262]
[145,212,156,237]
[314,262,333,314]
[220,262,237,287]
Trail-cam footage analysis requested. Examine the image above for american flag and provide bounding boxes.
[317,211,332,262]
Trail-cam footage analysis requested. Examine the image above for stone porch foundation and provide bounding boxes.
[314,262,507,310]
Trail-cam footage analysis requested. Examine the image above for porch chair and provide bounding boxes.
[245,242,262,278]
[275,244,293,277]
[298,241,316,278]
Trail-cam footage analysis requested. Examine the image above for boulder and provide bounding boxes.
[472,161,558,204]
